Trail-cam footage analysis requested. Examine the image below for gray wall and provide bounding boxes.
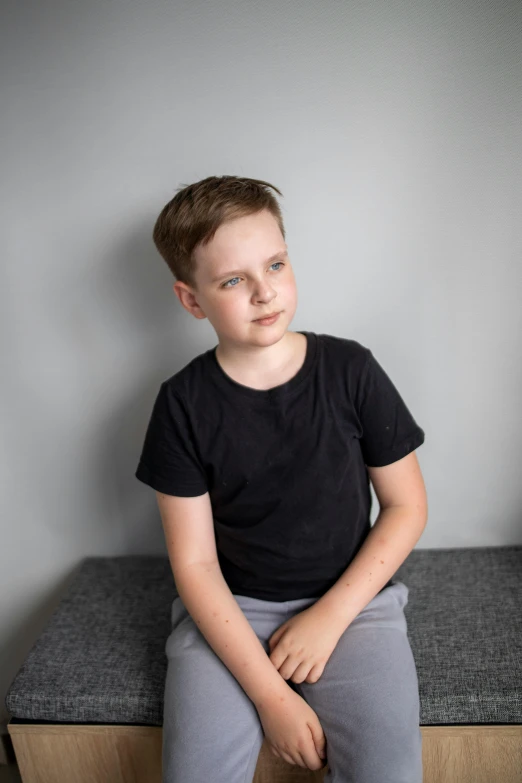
[1,0,521,732]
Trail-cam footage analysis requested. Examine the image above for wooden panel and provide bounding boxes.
[8,725,162,783]
[8,722,522,783]
[421,726,522,783]
[254,740,326,781]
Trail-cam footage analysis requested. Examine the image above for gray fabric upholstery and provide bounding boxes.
[5,547,522,725]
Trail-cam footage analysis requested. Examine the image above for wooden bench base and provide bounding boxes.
[8,721,522,783]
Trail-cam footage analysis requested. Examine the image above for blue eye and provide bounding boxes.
[222,277,240,288]
[222,262,284,288]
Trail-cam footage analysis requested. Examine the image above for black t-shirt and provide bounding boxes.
[135,331,425,601]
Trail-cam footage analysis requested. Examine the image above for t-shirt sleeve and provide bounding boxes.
[135,381,208,497]
[356,349,425,468]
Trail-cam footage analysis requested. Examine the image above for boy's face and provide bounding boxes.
[173,209,298,348]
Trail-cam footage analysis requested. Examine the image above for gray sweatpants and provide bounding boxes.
[162,579,423,783]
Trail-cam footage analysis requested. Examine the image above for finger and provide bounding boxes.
[276,654,293,679]
[308,723,326,759]
[280,749,295,766]
[291,661,311,684]
[307,662,324,683]
[269,629,283,648]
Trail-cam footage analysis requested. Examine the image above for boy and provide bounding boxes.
[135,175,427,783]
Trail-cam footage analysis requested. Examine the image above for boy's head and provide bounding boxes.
[152,175,298,349]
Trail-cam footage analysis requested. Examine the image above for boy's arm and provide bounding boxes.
[156,490,290,708]
[175,560,291,708]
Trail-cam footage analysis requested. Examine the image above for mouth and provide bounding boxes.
[253,311,280,322]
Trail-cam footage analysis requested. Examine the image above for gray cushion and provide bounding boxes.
[5,547,522,726]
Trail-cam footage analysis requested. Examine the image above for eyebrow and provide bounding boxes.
[210,251,287,283]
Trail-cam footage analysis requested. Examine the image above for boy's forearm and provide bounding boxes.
[313,505,427,633]
[174,561,290,708]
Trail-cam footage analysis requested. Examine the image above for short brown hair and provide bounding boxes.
[152,175,286,290]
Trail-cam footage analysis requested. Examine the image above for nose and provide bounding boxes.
[252,279,277,303]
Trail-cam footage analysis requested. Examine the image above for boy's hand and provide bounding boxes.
[267,604,343,684]
[256,686,327,769]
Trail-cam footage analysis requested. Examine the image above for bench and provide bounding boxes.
[5,547,522,783]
